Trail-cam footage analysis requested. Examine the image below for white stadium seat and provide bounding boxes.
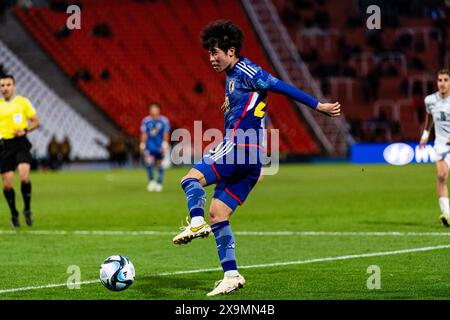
[0,40,109,160]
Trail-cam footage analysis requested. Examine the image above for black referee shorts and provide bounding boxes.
[0,136,33,174]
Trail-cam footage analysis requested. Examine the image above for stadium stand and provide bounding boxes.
[273,0,450,143]
[0,39,109,159]
[14,0,321,155]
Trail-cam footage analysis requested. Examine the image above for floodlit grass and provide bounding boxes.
[0,163,449,299]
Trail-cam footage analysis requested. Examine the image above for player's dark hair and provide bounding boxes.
[0,74,15,84]
[201,20,244,56]
[438,69,450,77]
[149,102,160,109]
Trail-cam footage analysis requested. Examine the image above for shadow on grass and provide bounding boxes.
[131,275,208,298]
[359,220,428,227]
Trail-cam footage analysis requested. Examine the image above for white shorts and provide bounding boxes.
[434,144,450,167]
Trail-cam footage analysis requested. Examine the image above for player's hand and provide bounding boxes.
[316,102,341,117]
[160,141,169,153]
[139,142,145,153]
[14,129,26,137]
[419,139,428,149]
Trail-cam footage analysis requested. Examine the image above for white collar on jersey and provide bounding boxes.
[1,95,17,104]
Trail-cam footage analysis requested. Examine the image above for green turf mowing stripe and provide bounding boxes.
[1,243,450,295]
[2,230,450,236]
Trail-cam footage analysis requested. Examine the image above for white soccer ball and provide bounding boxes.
[99,255,135,291]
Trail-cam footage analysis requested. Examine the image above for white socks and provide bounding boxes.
[439,197,450,216]
[224,270,239,277]
[191,216,205,228]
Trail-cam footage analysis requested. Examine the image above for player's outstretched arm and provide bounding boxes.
[419,113,433,149]
[267,79,340,117]
[316,102,341,117]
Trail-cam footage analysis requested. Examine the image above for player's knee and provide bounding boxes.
[2,177,13,189]
[3,181,13,190]
[209,213,229,224]
[438,173,448,184]
[19,172,29,182]
[181,172,200,185]
[209,212,219,224]
[20,176,30,183]
[181,169,206,186]
[209,210,229,224]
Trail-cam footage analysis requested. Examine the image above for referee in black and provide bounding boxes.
[0,75,40,227]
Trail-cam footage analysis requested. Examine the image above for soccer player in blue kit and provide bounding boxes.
[173,20,341,296]
[140,103,170,192]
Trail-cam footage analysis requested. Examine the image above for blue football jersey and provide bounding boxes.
[140,115,170,151]
[223,57,279,147]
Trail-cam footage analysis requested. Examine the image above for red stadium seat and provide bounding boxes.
[14,0,319,154]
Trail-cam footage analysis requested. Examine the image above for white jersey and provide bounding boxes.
[425,92,450,148]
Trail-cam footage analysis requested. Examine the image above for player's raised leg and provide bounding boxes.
[206,198,245,296]
[2,171,19,227]
[173,168,211,244]
[18,163,33,226]
[436,159,450,226]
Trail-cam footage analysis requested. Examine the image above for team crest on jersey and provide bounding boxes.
[228,79,236,93]
[149,122,162,136]
[221,96,230,113]
[13,113,23,124]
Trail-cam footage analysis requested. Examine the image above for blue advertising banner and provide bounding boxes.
[350,142,436,165]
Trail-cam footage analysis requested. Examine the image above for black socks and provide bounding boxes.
[21,182,31,212]
[3,188,17,215]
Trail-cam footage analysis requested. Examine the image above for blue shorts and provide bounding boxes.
[144,149,164,161]
[193,141,262,211]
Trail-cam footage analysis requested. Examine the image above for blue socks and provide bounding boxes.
[181,179,238,274]
[146,165,154,181]
[147,165,164,184]
[212,221,237,273]
[157,166,164,184]
[181,178,206,219]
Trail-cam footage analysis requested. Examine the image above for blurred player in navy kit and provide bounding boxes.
[140,103,170,192]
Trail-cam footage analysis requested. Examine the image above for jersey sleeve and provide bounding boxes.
[140,119,147,133]
[23,98,37,118]
[244,67,279,91]
[163,117,170,133]
[424,95,434,114]
[243,66,318,109]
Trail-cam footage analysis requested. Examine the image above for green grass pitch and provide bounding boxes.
[0,163,449,300]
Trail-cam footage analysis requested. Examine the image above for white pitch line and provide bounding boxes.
[2,230,450,236]
[0,280,100,294]
[236,231,450,236]
[1,243,450,294]
[157,243,450,275]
